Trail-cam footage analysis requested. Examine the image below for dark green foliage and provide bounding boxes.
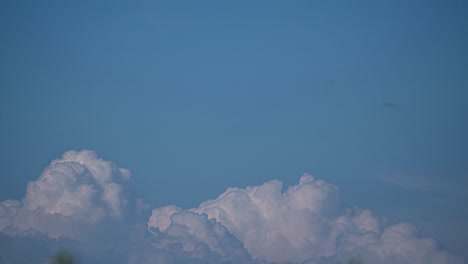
[50,250,76,264]
[347,257,364,264]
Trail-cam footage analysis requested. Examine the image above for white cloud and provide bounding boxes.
[0,150,251,264]
[152,174,464,264]
[0,150,146,264]
[148,209,251,263]
[0,150,464,264]
[190,174,340,262]
[0,150,136,240]
[334,223,463,264]
[23,150,133,222]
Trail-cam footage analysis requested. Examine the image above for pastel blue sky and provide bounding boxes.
[1,0,468,261]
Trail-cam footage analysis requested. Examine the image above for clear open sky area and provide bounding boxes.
[1,0,467,263]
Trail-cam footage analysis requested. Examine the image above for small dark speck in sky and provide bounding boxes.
[382,102,398,107]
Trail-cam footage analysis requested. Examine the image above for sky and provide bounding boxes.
[1,0,468,263]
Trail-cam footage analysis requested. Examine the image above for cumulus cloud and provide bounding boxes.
[0,150,464,264]
[334,222,463,264]
[0,150,136,240]
[0,150,249,264]
[191,175,341,262]
[148,208,251,263]
[23,150,133,221]
[154,174,464,264]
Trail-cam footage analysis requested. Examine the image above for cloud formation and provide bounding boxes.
[192,175,341,262]
[148,208,251,263]
[157,174,463,264]
[0,150,464,264]
[0,150,135,239]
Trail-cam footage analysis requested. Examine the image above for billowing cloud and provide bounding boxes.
[148,208,251,263]
[0,150,249,264]
[0,150,136,239]
[191,175,341,262]
[334,222,463,264]
[24,150,133,221]
[0,150,464,264]
[154,174,464,264]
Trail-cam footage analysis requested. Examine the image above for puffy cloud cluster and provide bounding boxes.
[24,150,133,221]
[333,222,463,264]
[191,175,341,262]
[0,150,464,264]
[148,208,251,263]
[0,150,135,239]
[0,150,249,264]
[154,174,464,264]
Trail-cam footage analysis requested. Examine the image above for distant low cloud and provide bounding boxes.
[0,150,464,264]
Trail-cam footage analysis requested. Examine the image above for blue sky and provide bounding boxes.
[1,0,468,260]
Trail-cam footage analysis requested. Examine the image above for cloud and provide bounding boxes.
[0,150,464,264]
[0,150,250,264]
[333,222,464,264]
[23,150,133,221]
[0,150,136,240]
[190,175,341,262]
[154,174,464,264]
[148,208,252,263]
